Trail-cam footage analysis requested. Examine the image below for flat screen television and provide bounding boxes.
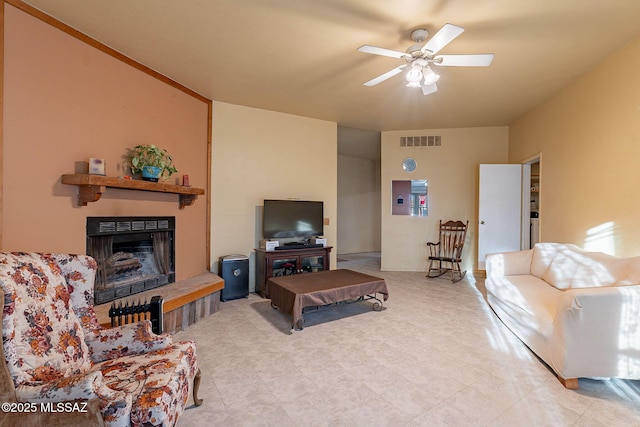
[263,199,323,239]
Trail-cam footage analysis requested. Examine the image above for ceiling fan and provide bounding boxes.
[357,23,494,95]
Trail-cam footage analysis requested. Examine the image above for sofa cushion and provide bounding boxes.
[531,243,619,289]
[613,257,640,286]
[0,253,92,385]
[530,243,578,279]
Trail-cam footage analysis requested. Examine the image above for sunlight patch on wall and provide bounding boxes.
[584,221,616,255]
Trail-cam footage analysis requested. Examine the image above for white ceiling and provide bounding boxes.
[19,0,640,132]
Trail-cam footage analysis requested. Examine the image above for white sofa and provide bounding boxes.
[485,242,640,389]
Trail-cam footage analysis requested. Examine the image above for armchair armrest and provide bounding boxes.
[15,370,132,427]
[0,398,105,427]
[426,241,440,257]
[15,369,126,403]
[85,320,172,364]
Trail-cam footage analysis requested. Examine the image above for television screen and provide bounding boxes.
[263,199,323,239]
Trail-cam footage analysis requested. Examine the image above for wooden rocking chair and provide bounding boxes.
[426,220,469,283]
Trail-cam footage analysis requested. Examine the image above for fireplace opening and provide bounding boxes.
[87,216,175,305]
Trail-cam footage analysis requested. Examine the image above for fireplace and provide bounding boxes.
[87,216,175,305]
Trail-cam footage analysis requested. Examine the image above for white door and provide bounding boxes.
[478,164,523,269]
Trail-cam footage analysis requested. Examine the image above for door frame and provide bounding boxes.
[521,153,541,249]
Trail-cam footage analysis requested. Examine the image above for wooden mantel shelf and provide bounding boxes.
[61,174,205,208]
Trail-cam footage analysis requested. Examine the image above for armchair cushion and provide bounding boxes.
[0,252,92,385]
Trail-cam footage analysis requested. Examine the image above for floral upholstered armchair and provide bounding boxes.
[0,252,202,427]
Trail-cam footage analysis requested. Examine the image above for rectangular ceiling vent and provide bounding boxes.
[400,135,442,147]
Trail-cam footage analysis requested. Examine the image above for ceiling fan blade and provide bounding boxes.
[421,83,438,96]
[436,54,494,67]
[363,65,407,86]
[421,23,464,55]
[357,45,409,59]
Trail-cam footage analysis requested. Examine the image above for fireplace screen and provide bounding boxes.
[87,217,175,305]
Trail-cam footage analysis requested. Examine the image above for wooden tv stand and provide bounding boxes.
[255,246,332,298]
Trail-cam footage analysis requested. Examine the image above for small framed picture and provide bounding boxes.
[89,158,105,175]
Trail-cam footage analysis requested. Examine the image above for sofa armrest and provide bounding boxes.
[85,320,173,363]
[485,249,533,278]
[552,284,640,379]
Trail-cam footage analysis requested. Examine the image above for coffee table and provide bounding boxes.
[266,269,389,330]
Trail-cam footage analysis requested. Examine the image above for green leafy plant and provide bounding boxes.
[128,144,177,180]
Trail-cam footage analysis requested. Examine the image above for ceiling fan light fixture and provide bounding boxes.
[405,66,423,85]
[422,66,440,85]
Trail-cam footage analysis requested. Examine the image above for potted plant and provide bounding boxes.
[128,144,178,182]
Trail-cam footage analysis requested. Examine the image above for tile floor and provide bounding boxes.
[175,253,640,426]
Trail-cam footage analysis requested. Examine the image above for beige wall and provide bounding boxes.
[210,102,337,290]
[509,36,640,257]
[2,4,210,279]
[337,155,381,254]
[381,127,508,271]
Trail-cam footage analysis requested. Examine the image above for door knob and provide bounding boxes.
[480,221,485,224]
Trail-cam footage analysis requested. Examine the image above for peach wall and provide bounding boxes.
[2,4,210,278]
[509,35,640,257]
